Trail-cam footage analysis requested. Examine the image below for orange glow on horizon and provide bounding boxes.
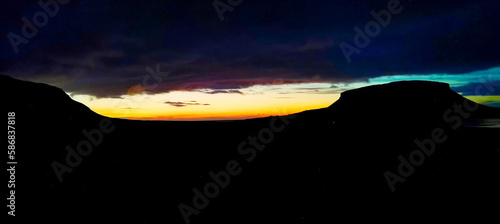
[69,83,340,121]
[91,99,334,121]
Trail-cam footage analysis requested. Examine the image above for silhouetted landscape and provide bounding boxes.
[3,75,499,223]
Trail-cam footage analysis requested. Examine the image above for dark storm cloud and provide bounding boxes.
[1,0,500,97]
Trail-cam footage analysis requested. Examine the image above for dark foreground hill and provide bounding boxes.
[2,75,499,223]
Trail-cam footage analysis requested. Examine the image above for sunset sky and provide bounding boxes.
[1,0,499,120]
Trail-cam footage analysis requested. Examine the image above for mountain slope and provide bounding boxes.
[2,75,499,223]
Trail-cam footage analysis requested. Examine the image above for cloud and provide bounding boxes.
[297,37,335,52]
[199,90,243,94]
[2,0,500,99]
[451,82,500,96]
[164,100,209,107]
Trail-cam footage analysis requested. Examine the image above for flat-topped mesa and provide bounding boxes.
[339,81,451,100]
[326,81,470,125]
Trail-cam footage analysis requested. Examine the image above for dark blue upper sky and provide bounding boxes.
[1,0,499,97]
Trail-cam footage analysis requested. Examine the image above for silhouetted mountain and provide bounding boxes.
[2,75,499,223]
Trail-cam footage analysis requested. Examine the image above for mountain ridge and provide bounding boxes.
[2,74,500,223]
[2,74,499,122]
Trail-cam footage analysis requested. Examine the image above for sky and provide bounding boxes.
[1,0,499,120]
